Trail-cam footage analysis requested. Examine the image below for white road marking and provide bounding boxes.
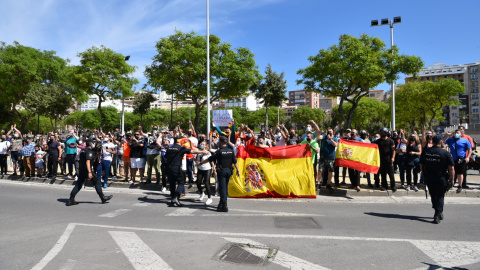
[133,202,153,207]
[166,208,197,216]
[109,231,173,270]
[223,238,329,270]
[99,209,131,218]
[201,213,324,217]
[34,223,480,269]
[31,223,76,270]
[410,240,480,268]
[58,259,76,270]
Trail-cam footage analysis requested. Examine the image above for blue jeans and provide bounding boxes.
[97,160,111,186]
[186,158,195,184]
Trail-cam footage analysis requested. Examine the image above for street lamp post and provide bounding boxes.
[122,55,130,135]
[206,0,211,138]
[371,16,401,131]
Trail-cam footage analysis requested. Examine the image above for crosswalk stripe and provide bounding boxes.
[410,240,480,268]
[166,208,197,216]
[223,237,330,270]
[109,231,173,270]
[99,209,131,218]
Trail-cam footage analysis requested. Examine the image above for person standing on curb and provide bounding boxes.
[420,135,454,224]
[198,136,239,212]
[445,129,471,193]
[66,139,113,206]
[145,126,161,184]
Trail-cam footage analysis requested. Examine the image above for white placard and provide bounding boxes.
[213,110,233,127]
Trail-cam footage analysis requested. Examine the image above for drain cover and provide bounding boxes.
[274,217,321,229]
[218,243,277,266]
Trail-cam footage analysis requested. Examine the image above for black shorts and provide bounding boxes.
[454,159,467,175]
[10,151,20,162]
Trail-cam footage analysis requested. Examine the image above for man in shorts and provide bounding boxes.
[128,131,145,183]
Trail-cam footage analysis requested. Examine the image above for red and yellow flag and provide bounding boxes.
[229,144,316,198]
[335,139,380,173]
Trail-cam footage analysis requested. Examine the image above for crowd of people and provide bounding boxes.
[0,121,476,197]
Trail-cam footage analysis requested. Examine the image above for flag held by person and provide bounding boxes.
[335,139,380,174]
[229,144,316,198]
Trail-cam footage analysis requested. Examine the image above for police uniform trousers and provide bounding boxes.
[217,168,232,204]
[70,170,105,198]
[426,177,447,214]
[167,165,184,198]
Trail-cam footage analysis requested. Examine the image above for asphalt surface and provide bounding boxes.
[1,180,480,270]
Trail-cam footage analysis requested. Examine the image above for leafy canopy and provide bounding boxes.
[297,34,424,129]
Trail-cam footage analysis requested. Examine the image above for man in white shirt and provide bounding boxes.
[98,138,116,188]
[0,134,11,175]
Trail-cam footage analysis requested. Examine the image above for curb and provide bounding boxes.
[1,175,480,198]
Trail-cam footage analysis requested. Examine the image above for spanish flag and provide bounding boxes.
[229,144,316,198]
[335,139,380,173]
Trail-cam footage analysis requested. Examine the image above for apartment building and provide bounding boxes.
[288,89,320,108]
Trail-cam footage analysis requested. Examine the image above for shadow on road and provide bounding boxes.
[137,196,218,212]
[56,198,100,205]
[419,262,469,270]
[364,212,432,223]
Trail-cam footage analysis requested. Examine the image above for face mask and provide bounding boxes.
[277,133,282,137]
[247,134,252,138]
[79,141,83,144]
[36,137,39,140]
[306,127,312,132]
[14,134,18,138]
[307,138,312,142]
[455,133,461,139]
[199,144,205,150]
[92,135,95,139]
[175,133,179,136]
[153,130,157,134]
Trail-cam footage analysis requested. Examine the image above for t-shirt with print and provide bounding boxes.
[102,142,116,161]
[35,150,45,165]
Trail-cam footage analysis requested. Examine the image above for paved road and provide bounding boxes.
[1,180,479,270]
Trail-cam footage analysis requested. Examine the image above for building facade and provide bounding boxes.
[405,61,480,126]
[224,93,261,111]
[288,89,320,108]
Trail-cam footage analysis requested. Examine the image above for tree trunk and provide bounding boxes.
[97,96,105,129]
[265,105,269,131]
[194,104,202,135]
[140,114,144,128]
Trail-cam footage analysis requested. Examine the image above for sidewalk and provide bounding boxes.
[1,170,479,198]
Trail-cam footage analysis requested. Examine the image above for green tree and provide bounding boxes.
[395,79,464,130]
[80,107,120,131]
[145,30,261,134]
[291,106,325,129]
[71,45,138,129]
[244,107,286,130]
[332,97,389,133]
[0,41,74,132]
[297,34,424,129]
[133,91,157,127]
[250,63,288,130]
[65,111,85,130]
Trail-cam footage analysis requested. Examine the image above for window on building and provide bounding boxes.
[473,115,480,120]
[472,74,479,80]
[473,82,479,87]
[472,68,478,73]
[459,75,462,79]
[452,75,456,79]
[471,102,479,106]
[452,113,457,117]
[432,77,436,81]
[472,94,479,99]
[445,75,449,78]
[426,77,430,81]
[473,108,479,113]
[472,88,479,93]
[421,78,424,81]
[369,93,375,97]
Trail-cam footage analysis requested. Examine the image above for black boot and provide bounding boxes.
[216,202,224,212]
[101,194,113,204]
[66,196,78,206]
[222,202,229,212]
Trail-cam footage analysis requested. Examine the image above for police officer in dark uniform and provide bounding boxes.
[198,136,240,212]
[420,135,454,224]
[66,139,113,206]
[165,137,208,206]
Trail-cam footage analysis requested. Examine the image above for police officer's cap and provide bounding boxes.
[432,135,443,144]
[220,136,228,143]
[379,127,388,133]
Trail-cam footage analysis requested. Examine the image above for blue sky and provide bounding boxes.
[2,0,479,93]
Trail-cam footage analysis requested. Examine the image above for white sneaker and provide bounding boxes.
[405,186,411,191]
[413,185,419,192]
[161,187,167,193]
[205,198,212,205]
[197,192,205,201]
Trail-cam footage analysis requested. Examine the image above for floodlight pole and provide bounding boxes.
[371,18,400,131]
[206,0,211,137]
[122,55,130,136]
